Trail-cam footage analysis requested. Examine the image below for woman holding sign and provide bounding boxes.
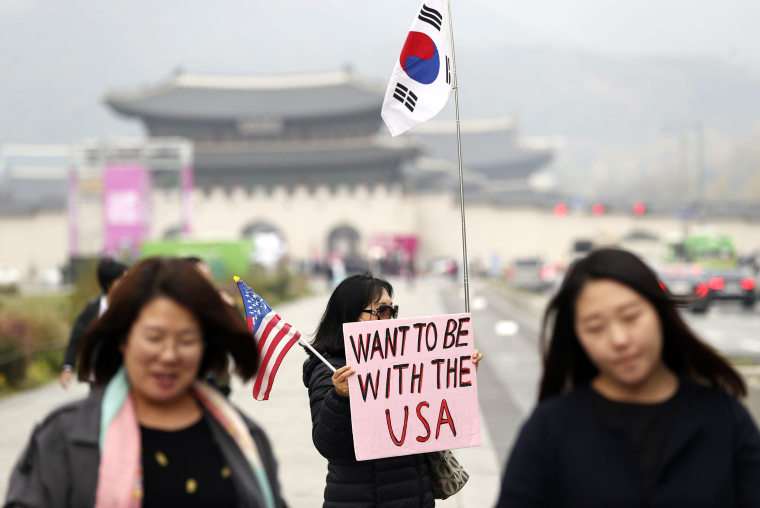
[496,248,760,507]
[303,272,481,507]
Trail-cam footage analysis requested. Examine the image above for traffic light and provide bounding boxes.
[591,203,606,216]
[632,202,646,216]
[554,203,568,217]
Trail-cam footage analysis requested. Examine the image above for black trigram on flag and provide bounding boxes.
[392,83,418,112]
[418,4,442,31]
[446,55,451,85]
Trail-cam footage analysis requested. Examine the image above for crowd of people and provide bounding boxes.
[4,247,760,507]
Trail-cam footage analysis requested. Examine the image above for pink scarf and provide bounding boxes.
[94,367,275,508]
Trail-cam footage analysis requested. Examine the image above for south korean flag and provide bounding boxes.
[381,0,453,137]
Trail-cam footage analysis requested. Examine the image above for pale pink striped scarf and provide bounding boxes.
[94,367,275,508]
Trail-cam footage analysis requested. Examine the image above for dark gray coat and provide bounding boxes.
[303,351,434,508]
[4,388,285,508]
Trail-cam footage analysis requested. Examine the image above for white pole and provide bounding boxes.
[299,337,337,373]
[446,0,470,313]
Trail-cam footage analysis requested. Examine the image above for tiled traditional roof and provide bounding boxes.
[412,119,554,180]
[193,136,419,171]
[105,70,384,121]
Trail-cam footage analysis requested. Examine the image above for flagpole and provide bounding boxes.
[445,0,470,313]
[299,338,337,373]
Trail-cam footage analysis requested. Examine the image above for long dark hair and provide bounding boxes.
[78,257,257,386]
[310,272,394,357]
[538,247,745,401]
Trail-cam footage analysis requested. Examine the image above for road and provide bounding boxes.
[683,302,760,360]
[439,281,543,469]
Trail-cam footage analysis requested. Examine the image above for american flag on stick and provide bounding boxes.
[234,276,301,400]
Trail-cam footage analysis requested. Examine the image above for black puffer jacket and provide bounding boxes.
[303,351,435,508]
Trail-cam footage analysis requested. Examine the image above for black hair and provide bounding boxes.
[96,258,128,293]
[79,257,257,386]
[310,272,393,357]
[182,256,203,264]
[538,247,745,401]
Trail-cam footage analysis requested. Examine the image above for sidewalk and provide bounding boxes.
[230,276,501,507]
[0,379,89,498]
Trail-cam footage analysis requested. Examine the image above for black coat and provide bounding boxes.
[303,351,435,508]
[496,380,760,508]
[62,296,101,369]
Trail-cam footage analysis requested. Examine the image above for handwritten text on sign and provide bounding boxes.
[343,313,481,461]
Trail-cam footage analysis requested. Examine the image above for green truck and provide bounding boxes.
[140,239,254,279]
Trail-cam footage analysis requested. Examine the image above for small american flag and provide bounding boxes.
[235,277,301,400]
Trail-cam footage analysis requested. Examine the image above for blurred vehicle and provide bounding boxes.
[570,239,594,263]
[426,257,459,278]
[40,267,63,287]
[739,250,760,276]
[654,263,711,313]
[661,231,756,311]
[702,266,756,309]
[665,231,737,269]
[0,266,21,293]
[618,230,667,265]
[506,257,558,292]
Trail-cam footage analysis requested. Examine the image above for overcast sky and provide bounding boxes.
[1,0,758,144]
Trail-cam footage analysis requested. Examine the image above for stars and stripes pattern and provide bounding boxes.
[236,277,301,400]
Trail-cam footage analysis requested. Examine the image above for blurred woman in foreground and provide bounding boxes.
[496,247,760,507]
[5,257,284,508]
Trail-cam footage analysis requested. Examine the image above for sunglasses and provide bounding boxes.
[361,304,399,320]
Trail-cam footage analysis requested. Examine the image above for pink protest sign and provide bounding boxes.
[343,313,481,461]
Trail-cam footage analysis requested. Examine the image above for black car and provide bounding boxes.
[654,263,711,313]
[702,266,756,309]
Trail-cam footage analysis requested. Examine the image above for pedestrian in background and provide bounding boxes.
[59,257,127,388]
[496,247,760,507]
[7,257,284,507]
[303,272,482,507]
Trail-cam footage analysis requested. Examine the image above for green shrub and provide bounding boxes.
[0,294,69,390]
[221,261,311,308]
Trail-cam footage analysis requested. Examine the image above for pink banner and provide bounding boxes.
[103,164,151,256]
[343,313,481,461]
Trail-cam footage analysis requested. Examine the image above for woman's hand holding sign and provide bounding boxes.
[472,349,483,371]
[332,365,355,397]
